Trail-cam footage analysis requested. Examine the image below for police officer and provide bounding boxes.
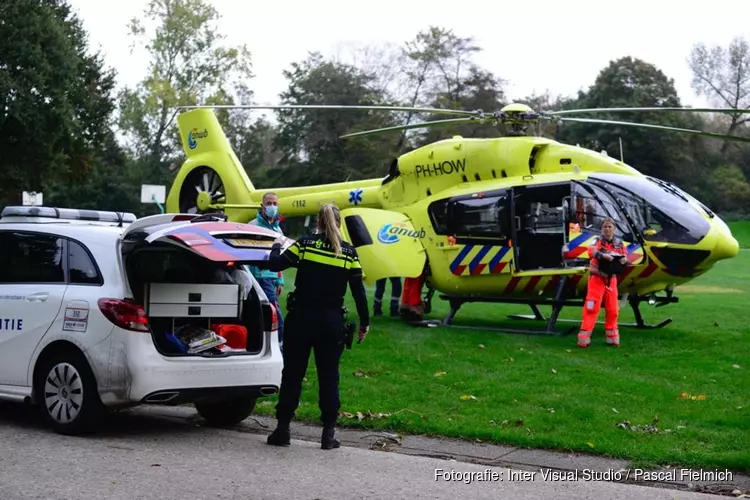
[259,204,370,450]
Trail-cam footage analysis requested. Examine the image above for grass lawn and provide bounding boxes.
[729,220,750,248]
[254,251,750,472]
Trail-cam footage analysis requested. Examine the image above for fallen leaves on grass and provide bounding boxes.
[617,415,661,433]
[460,394,478,401]
[733,364,741,369]
[551,368,557,374]
[477,344,486,349]
[340,411,392,421]
[679,392,708,400]
[353,369,379,378]
[586,441,595,448]
[434,371,447,377]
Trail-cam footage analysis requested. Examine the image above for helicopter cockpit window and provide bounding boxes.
[571,182,632,240]
[446,193,510,239]
[589,174,711,245]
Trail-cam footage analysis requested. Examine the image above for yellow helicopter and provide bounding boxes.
[164,102,745,334]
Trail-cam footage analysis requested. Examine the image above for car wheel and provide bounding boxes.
[195,396,257,427]
[35,349,104,435]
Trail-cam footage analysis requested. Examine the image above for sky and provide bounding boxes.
[69,0,750,113]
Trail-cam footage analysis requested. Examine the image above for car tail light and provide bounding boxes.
[98,298,150,332]
[262,302,278,331]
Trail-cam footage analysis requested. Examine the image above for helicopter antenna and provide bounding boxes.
[619,136,624,162]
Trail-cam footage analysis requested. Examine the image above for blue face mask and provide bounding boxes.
[264,205,278,219]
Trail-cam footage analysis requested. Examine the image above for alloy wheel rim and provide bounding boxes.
[44,362,83,424]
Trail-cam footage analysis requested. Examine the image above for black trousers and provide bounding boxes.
[374,277,402,311]
[275,307,345,428]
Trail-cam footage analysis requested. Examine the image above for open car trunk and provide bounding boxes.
[120,215,291,358]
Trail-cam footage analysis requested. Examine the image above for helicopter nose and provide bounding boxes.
[712,232,740,262]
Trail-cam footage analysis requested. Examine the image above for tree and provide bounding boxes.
[271,52,400,186]
[416,66,506,146]
[688,37,750,153]
[117,0,253,182]
[0,0,120,206]
[392,27,483,151]
[331,41,406,100]
[556,57,706,186]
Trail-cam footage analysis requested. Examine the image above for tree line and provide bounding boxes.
[2,0,750,220]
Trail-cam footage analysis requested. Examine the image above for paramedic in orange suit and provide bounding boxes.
[578,218,627,348]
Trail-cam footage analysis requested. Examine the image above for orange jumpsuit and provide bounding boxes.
[399,274,426,322]
[578,237,625,348]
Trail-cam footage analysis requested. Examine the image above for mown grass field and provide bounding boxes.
[254,234,750,472]
[729,220,750,248]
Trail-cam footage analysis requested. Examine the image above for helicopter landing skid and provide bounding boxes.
[507,294,675,330]
[436,276,577,336]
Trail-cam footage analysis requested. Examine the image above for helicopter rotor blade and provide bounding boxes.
[340,117,477,139]
[550,116,750,143]
[548,106,750,116]
[177,104,478,117]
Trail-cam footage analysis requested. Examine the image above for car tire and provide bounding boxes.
[195,396,257,427]
[35,348,105,435]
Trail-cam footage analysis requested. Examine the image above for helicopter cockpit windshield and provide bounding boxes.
[586,173,711,245]
[570,181,632,241]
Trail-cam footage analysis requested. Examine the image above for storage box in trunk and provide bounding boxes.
[145,283,242,319]
[144,282,261,357]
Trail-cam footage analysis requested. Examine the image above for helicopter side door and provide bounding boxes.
[439,190,515,277]
[338,207,427,286]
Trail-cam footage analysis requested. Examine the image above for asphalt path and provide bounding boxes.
[0,403,726,500]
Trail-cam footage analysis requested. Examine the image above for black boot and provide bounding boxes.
[321,427,340,450]
[373,303,383,317]
[266,423,291,446]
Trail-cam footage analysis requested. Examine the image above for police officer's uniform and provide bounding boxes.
[260,233,369,449]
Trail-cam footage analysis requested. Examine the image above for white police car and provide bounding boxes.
[0,206,286,435]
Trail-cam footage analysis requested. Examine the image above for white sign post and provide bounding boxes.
[141,184,166,214]
[22,191,43,206]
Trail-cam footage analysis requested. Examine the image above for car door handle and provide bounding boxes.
[26,292,49,302]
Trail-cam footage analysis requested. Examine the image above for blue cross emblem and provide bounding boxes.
[348,188,363,206]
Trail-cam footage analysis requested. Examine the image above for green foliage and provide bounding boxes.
[557,57,705,186]
[0,0,120,206]
[117,0,253,183]
[417,66,506,146]
[270,52,400,186]
[704,165,750,212]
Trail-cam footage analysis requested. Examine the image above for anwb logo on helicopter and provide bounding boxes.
[187,128,208,149]
[377,222,425,244]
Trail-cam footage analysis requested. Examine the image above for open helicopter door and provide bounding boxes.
[339,208,427,285]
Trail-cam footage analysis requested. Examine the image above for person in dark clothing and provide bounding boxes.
[374,277,402,317]
[259,204,370,450]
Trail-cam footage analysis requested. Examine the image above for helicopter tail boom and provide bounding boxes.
[257,181,384,218]
[166,108,387,220]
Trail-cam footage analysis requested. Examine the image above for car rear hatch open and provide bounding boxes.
[117,214,292,358]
